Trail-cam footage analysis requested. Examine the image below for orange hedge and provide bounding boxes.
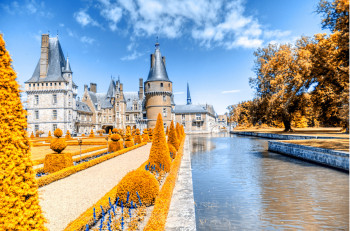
[37,143,146,188]
[144,135,186,231]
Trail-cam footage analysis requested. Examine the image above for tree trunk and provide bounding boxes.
[283,119,293,132]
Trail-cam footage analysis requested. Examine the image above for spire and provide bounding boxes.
[63,55,72,73]
[187,82,192,105]
[146,42,171,82]
[106,78,116,98]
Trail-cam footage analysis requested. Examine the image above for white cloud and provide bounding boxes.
[2,0,52,17]
[174,92,185,95]
[76,0,292,50]
[59,23,65,27]
[121,51,143,61]
[222,89,241,94]
[74,11,100,27]
[81,36,95,44]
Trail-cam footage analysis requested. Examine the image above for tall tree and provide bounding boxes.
[0,34,46,229]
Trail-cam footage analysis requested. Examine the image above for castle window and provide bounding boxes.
[34,95,39,105]
[55,83,57,86]
[196,114,201,121]
[52,124,57,131]
[126,115,129,121]
[160,83,163,87]
[109,116,111,122]
[50,83,52,86]
[134,114,138,119]
[46,83,48,86]
[35,125,39,132]
[163,95,166,102]
[53,94,57,104]
[35,110,39,119]
[168,83,170,87]
[182,114,185,120]
[163,108,167,117]
[148,83,150,88]
[52,110,57,120]
[134,104,138,110]
[29,84,31,87]
[42,83,44,86]
[59,83,61,86]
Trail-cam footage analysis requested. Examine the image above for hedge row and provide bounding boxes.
[32,145,106,166]
[144,136,186,230]
[37,143,147,188]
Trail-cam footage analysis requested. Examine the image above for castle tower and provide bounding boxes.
[187,82,192,105]
[144,42,173,128]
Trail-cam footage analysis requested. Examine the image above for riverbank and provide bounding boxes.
[230,130,349,171]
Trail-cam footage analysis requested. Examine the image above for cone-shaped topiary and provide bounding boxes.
[54,128,63,138]
[166,126,169,136]
[168,143,177,159]
[148,114,171,172]
[134,128,142,144]
[108,129,112,136]
[50,138,67,154]
[65,130,71,139]
[148,128,153,141]
[89,129,95,137]
[167,120,179,151]
[30,131,35,138]
[124,129,134,148]
[142,129,149,142]
[0,34,46,229]
[115,170,159,207]
[176,123,182,141]
[48,131,52,137]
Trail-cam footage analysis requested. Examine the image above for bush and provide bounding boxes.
[108,140,123,152]
[48,131,52,137]
[50,138,67,153]
[65,130,71,139]
[112,128,118,133]
[54,128,63,138]
[134,129,142,144]
[148,114,171,172]
[89,129,95,137]
[110,134,121,141]
[30,131,35,138]
[169,143,177,159]
[115,170,159,207]
[43,153,73,173]
[142,129,149,142]
[167,121,179,151]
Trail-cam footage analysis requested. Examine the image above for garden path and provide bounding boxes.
[38,143,151,231]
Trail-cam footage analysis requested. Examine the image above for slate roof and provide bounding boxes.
[76,101,92,113]
[146,43,171,83]
[26,37,70,83]
[124,92,142,111]
[174,104,216,117]
[106,79,116,98]
[88,92,113,109]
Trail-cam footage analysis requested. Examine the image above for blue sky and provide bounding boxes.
[0,0,327,114]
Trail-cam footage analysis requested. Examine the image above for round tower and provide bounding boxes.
[144,42,173,129]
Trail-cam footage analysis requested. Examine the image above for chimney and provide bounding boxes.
[40,34,49,78]
[139,78,143,100]
[84,84,88,91]
[162,56,166,67]
[90,83,97,93]
[150,54,155,68]
[120,83,123,92]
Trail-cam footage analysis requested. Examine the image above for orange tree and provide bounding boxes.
[0,34,46,229]
[148,114,171,172]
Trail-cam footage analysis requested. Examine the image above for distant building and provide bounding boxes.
[25,34,175,135]
[217,114,228,129]
[174,83,218,133]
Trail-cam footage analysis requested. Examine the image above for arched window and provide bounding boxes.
[160,83,163,87]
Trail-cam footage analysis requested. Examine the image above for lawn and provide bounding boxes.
[30,145,105,161]
[282,139,349,152]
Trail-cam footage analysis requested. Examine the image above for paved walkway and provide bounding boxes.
[39,143,151,231]
[165,137,197,230]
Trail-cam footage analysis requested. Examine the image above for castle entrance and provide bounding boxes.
[103,125,113,134]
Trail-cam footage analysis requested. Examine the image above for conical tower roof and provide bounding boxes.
[146,43,171,82]
[106,78,116,98]
[187,82,192,105]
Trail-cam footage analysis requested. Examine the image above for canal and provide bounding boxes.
[189,133,349,230]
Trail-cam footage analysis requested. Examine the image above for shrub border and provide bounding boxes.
[143,136,186,230]
[32,145,107,166]
[63,137,185,231]
[37,143,146,188]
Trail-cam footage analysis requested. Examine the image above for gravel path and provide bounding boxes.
[38,143,151,231]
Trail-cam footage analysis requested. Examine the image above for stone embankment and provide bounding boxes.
[230,131,349,171]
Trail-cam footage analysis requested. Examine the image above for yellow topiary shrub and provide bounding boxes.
[50,138,67,153]
[65,130,71,139]
[54,128,63,138]
[82,133,86,137]
[0,34,46,229]
[134,129,142,144]
[110,133,121,141]
[142,129,150,142]
[112,128,118,134]
[148,114,171,172]
[169,143,177,159]
[148,128,153,141]
[167,120,179,151]
[48,131,52,137]
[43,153,73,173]
[30,131,35,138]
[89,129,95,137]
[115,170,159,207]
[108,141,123,153]
[124,129,134,148]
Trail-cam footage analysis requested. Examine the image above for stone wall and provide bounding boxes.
[268,141,349,171]
[231,131,347,140]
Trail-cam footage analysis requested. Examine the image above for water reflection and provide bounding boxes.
[190,134,349,230]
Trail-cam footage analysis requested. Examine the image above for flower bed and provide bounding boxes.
[36,143,146,188]
[64,136,186,231]
[32,145,106,166]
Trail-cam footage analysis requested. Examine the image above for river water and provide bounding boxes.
[189,133,349,230]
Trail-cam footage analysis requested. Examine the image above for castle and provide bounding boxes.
[25,34,219,135]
